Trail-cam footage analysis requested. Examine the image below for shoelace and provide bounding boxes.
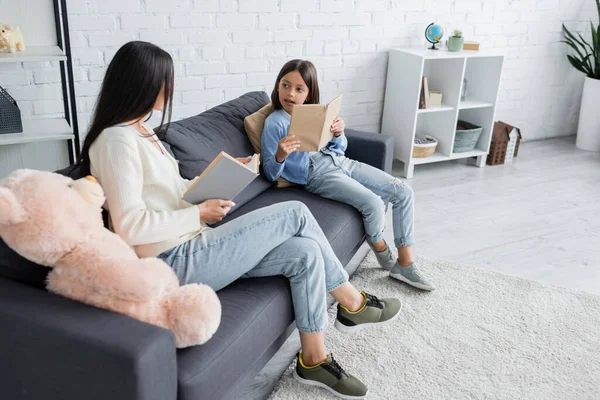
[323,354,347,380]
[365,293,383,309]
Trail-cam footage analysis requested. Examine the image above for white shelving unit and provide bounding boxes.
[0,45,67,63]
[382,48,504,178]
[0,0,78,179]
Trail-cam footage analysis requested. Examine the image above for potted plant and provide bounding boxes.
[562,0,600,151]
[448,30,464,52]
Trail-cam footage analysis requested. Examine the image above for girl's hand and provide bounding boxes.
[276,135,301,163]
[331,117,345,137]
[198,199,234,224]
[236,156,252,164]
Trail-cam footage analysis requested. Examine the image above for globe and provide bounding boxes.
[425,23,445,50]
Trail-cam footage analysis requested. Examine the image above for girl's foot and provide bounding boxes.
[390,262,436,291]
[335,291,402,334]
[294,352,367,399]
[372,244,397,270]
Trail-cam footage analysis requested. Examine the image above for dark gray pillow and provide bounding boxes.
[163,91,273,208]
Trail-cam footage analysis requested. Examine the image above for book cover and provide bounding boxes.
[423,77,430,109]
[183,152,260,205]
[288,94,343,152]
[419,78,425,109]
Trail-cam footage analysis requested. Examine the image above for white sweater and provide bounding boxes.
[89,124,208,258]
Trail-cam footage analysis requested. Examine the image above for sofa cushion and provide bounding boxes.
[244,104,294,189]
[164,91,274,208]
[177,276,293,400]
[0,239,50,290]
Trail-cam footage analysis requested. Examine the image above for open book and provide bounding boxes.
[183,152,260,205]
[289,94,343,152]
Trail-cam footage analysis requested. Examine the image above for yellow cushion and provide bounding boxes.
[244,103,295,188]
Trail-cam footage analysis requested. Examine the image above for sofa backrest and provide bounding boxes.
[163,91,274,208]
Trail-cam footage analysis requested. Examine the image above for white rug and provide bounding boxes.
[268,252,600,400]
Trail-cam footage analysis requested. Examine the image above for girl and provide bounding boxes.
[262,60,435,291]
[79,41,402,400]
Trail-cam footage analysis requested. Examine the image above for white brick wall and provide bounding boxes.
[3,0,595,139]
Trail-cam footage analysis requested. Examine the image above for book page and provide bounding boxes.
[319,94,343,149]
[289,104,327,152]
[183,151,259,205]
[289,95,343,152]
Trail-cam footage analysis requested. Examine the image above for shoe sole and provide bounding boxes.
[334,301,403,334]
[293,370,367,399]
[390,272,436,291]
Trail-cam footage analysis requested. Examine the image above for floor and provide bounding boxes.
[241,136,600,400]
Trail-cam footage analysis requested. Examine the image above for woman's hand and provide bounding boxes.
[331,116,345,137]
[198,199,234,224]
[275,135,302,163]
[236,156,252,164]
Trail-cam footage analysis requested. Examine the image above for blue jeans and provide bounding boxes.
[305,152,415,249]
[157,201,349,334]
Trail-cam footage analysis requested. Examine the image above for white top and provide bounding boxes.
[392,48,505,59]
[89,124,208,258]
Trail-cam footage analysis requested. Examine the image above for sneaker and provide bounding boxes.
[335,291,402,334]
[390,263,436,291]
[293,353,367,399]
[372,245,397,271]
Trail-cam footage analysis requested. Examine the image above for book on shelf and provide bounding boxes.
[463,41,480,51]
[289,94,343,152]
[419,77,425,109]
[419,77,432,109]
[183,151,260,205]
[423,77,430,109]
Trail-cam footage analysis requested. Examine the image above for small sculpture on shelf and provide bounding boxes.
[0,24,25,53]
[425,23,444,50]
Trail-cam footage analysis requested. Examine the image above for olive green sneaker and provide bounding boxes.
[335,291,402,334]
[293,353,367,399]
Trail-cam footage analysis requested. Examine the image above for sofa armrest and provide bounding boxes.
[344,129,395,174]
[0,277,177,400]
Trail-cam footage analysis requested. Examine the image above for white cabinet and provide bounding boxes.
[382,48,504,178]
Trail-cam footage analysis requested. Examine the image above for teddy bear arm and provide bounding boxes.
[71,256,179,302]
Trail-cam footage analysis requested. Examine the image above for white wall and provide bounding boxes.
[1,0,597,141]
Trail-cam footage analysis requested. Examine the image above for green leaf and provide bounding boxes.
[568,54,592,75]
[563,24,587,50]
[577,32,594,55]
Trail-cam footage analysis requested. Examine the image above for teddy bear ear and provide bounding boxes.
[0,186,26,225]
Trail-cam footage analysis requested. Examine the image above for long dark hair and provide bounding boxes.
[271,59,320,110]
[79,41,174,174]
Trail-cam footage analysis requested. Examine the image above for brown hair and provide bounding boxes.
[270,59,320,110]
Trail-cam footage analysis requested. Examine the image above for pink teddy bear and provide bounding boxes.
[0,169,221,348]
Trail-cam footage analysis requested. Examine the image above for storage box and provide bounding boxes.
[412,135,438,158]
[429,91,443,107]
[0,86,23,134]
[453,120,483,153]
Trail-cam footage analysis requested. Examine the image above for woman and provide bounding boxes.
[79,41,402,400]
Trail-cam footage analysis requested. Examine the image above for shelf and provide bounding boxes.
[450,149,488,159]
[459,100,494,110]
[417,104,455,114]
[412,152,449,165]
[395,48,505,60]
[0,119,74,146]
[0,46,66,63]
[412,149,488,165]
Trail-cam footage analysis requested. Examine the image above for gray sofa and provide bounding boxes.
[0,91,394,400]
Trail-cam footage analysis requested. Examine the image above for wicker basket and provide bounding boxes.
[0,85,23,134]
[412,135,438,158]
[453,120,482,153]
